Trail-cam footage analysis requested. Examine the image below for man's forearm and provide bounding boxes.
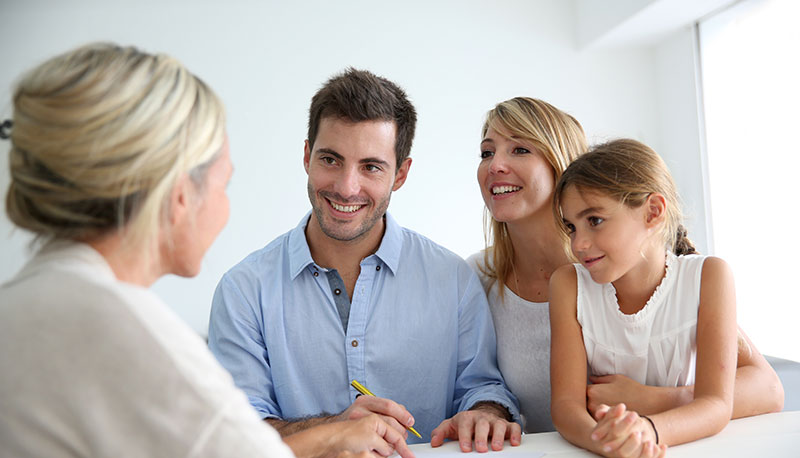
[266,414,339,437]
[470,401,512,421]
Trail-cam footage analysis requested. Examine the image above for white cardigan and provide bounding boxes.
[0,241,294,458]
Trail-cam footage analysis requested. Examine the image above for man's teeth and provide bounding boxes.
[331,201,362,213]
[492,185,521,195]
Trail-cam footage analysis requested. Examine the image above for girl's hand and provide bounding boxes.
[587,375,647,415]
[591,404,667,457]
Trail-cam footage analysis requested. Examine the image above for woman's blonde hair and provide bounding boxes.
[553,138,696,256]
[5,42,226,250]
[480,97,587,294]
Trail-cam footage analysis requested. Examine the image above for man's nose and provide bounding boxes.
[334,166,361,197]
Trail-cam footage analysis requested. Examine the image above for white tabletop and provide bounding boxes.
[408,410,800,457]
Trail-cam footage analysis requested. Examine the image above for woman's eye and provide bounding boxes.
[480,150,493,159]
[588,217,604,227]
[513,147,530,154]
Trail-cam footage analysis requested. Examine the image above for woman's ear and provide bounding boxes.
[645,193,667,228]
[168,174,193,227]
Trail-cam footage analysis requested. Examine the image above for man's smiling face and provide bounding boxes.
[304,117,409,243]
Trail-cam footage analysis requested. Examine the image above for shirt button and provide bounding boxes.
[376,265,381,271]
[334,288,341,295]
[351,339,358,347]
[313,271,319,277]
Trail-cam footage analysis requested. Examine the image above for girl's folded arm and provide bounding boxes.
[646,256,738,446]
[549,265,608,454]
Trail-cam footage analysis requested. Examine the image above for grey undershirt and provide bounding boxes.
[325,269,350,332]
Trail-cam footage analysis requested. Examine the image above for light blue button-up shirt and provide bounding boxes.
[209,213,519,443]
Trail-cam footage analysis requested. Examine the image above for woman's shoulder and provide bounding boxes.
[465,249,488,271]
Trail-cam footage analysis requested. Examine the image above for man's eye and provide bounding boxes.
[365,164,381,172]
[588,217,604,227]
[480,150,493,159]
[322,157,336,165]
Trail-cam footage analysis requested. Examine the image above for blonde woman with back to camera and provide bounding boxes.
[0,43,412,458]
[468,97,782,435]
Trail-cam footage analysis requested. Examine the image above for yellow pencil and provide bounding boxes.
[350,379,422,439]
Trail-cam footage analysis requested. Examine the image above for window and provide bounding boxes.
[699,0,800,361]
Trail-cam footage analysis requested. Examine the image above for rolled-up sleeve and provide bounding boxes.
[453,268,521,424]
[208,274,281,420]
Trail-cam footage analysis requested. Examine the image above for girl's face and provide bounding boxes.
[559,186,653,284]
[477,126,555,225]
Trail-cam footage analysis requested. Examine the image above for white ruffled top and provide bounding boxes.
[575,252,707,387]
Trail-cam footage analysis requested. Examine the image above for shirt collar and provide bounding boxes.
[287,211,404,279]
[372,212,402,275]
[288,212,316,279]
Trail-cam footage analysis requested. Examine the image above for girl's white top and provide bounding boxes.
[0,240,294,458]
[467,251,554,433]
[575,252,707,387]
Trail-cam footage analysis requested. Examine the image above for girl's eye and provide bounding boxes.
[564,222,576,234]
[480,150,494,159]
[588,216,604,227]
[513,147,530,154]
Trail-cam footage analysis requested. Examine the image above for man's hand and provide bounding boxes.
[336,395,416,440]
[430,403,521,452]
[590,404,667,458]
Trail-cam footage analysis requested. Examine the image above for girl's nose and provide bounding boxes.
[572,231,591,253]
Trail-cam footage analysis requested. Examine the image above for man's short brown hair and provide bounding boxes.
[307,68,417,169]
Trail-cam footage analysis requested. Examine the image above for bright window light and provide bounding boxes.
[700,0,800,361]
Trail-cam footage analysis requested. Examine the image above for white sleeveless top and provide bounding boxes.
[576,252,707,387]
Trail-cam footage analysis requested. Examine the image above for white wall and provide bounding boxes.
[1,0,688,335]
[654,27,712,255]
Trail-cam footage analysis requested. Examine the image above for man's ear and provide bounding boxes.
[303,140,311,174]
[392,157,412,191]
[645,193,667,228]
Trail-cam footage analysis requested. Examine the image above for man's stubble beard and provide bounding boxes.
[307,182,391,243]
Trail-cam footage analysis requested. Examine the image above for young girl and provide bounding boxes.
[549,139,739,457]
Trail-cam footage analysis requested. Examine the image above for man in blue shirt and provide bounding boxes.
[209,68,521,453]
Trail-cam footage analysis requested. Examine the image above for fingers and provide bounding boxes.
[489,419,507,451]
[590,404,627,446]
[432,411,521,452]
[377,414,408,439]
[429,419,453,448]
[589,375,613,384]
[336,452,374,458]
[362,415,414,458]
[593,403,612,422]
[472,416,491,452]
[349,396,415,429]
[457,415,474,452]
[615,430,643,457]
[374,417,414,458]
[507,421,522,446]
[598,411,640,454]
